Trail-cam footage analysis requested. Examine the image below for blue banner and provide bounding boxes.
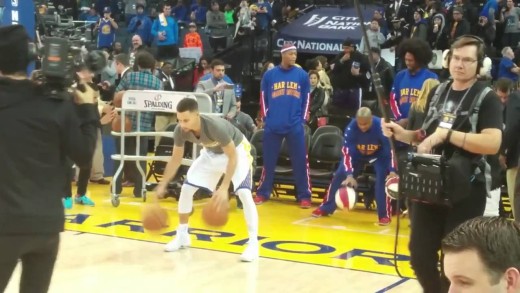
[1,0,35,73]
[274,5,381,55]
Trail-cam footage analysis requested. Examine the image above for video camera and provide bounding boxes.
[40,37,106,91]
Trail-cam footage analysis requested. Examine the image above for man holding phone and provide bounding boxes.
[195,59,237,119]
[330,39,370,113]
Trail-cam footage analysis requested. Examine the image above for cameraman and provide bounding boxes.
[0,25,99,292]
[382,36,503,292]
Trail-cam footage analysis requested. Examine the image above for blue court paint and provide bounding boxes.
[374,278,409,293]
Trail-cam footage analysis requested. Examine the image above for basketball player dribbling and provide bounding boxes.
[155,97,259,261]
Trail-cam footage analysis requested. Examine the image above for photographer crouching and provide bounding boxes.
[382,35,503,292]
[0,25,99,292]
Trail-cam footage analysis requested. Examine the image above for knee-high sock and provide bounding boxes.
[236,189,259,242]
[178,184,199,214]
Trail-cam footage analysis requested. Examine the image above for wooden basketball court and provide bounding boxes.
[5,184,422,292]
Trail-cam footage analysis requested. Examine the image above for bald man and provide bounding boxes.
[312,107,397,225]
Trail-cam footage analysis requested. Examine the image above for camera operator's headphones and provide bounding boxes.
[441,35,487,76]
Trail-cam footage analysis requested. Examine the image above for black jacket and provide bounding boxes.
[0,78,99,235]
[502,92,520,168]
[330,50,370,90]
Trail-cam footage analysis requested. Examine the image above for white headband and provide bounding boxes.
[281,45,297,53]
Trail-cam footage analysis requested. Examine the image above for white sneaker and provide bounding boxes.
[164,232,191,252]
[240,242,259,262]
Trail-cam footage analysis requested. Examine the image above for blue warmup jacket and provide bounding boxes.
[260,65,310,133]
[342,117,396,176]
[389,67,438,120]
[151,14,179,46]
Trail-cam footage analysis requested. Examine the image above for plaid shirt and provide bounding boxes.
[116,70,163,132]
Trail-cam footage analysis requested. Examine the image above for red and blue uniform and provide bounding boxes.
[257,65,311,201]
[317,117,396,219]
[389,67,438,121]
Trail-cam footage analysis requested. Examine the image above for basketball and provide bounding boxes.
[385,176,400,200]
[335,185,357,210]
[112,115,131,132]
[141,204,169,232]
[202,196,229,227]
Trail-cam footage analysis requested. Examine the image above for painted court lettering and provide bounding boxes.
[335,249,410,266]
[262,241,335,254]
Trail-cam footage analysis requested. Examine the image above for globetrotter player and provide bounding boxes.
[311,107,397,226]
[155,97,259,262]
[254,43,313,208]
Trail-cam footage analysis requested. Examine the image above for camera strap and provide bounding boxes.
[421,81,493,198]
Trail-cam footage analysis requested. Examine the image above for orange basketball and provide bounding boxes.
[202,196,229,227]
[141,204,169,232]
[112,115,132,132]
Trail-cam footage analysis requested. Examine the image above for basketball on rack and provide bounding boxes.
[202,195,229,227]
[141,204,169,232]
[112,115,131,132]
[335,185,357,210]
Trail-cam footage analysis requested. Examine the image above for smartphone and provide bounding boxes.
[224,84,235,90]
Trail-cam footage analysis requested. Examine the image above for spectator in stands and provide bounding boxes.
[410,8,429,42]
[329,39,370,113]
[373,8,388,37]
[385,0,414,28]
[96,7,118,50]
[195,59,237,119]
[224,3,235,28]
[311,107,397,225]
[206,1,228,53]
[113,50,163,198]
[428,14,449,51]
[475,15,497,57]
[129,34,144,68]
[381,17,409,71]
[499,0,520,50]
[173,0,190,23]
[127,3,153,47]
[442,217,520,292]
[124,0,146,26]
[448,7,471,44]
[359,19,386,55]
[152,3,180,61]
[193,56,210,88]
[183,22,203,54]
[498,46,520,84]
[254,0,273,33]
[260,61,275,77]
[308,70,326,130]
[270,0,284,30]
[307,58,331,92]
[190,0,208,25]
[448,0,479,27]
[481,0,500,27]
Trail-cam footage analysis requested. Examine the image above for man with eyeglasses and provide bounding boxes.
[382,35,503,292]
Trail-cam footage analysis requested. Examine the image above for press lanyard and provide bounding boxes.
[442,83,475,115]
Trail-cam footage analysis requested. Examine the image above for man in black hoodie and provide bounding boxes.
[0,25,99,292]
